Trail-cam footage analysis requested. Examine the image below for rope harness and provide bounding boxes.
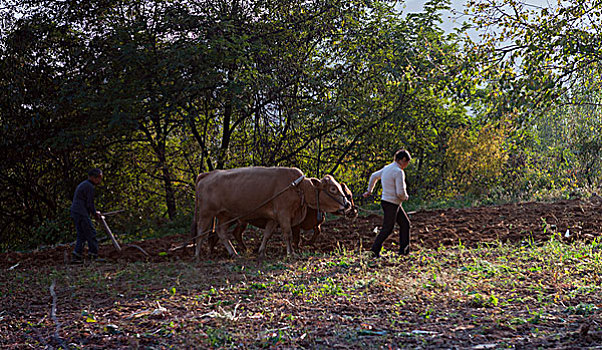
[315,189,323,223]
[354,196,416,217]
[323,188,349,208]
[314,185,353,222]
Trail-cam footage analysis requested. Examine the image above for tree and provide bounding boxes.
[0,0,493,250]
[464,0,602,196]
[465,0,602,113]
[0,6,106,248]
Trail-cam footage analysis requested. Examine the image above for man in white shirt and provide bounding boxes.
[363,149,411,257]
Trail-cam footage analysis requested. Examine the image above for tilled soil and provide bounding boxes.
[2,197,601,267]
[1,198,602,349]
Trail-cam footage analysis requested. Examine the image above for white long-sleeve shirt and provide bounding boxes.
[366,162,408,205]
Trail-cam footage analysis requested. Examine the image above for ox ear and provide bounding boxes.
[321,175,341,189]
[310,178,321,188]
[341,183,351,195]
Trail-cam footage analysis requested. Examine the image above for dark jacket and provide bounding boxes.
[70,179,96,216]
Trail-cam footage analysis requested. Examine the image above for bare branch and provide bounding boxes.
[50,280,68,349]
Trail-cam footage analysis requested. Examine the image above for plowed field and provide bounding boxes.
[2,197,601,349]
[2,197,601,267]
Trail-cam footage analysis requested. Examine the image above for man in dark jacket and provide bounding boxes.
[70,168,104,263]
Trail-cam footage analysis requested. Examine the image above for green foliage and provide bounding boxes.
[496,74,602,201]
[469,292,499,308]
[467,0,602,110]
[125,212,193,242]
[0,0,483,250]
[2,0,602,250]
[444,121,509,197]
[565,303,599,316]
[205,327,234,348]
[27,210,74,249]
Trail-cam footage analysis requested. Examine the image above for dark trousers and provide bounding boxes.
[371,200,410,255]
[71,212,99,256]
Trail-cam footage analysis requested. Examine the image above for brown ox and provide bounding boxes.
[210,183,357,253]
[192,167,350,259]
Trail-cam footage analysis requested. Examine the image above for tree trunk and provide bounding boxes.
[157,150,177,220]
[217,100,233,169]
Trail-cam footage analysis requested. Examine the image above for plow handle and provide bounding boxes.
[99,215,122,252]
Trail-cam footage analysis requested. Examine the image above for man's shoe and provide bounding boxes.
[70,255,84,264]
[399,247,410,256]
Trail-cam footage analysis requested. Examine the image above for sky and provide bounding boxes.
[399,0,556,34]
[401,0,472,32]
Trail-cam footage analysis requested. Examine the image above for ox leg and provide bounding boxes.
[307,225,322,245]
[208,221,245,255]
[292,225,301,251]
[216,216,238,258]
[231,221,248,252]
[279,220,295,256]
[208,231,219,255]
[190,216,199,254]
[195,216,215,259]
[257,221,277,261]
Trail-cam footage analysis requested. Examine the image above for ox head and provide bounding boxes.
[340,183,358,218]
[329,183,358,218]
[309,175,351,213]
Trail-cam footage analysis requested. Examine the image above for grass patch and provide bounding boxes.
[2,237,601,348]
